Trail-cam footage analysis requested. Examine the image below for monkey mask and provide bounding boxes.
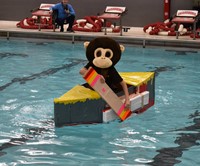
[84,37,125,69]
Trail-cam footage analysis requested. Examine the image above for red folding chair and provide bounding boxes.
[31,3,55,31]
[172,10,200,39]
[98,6,127,36]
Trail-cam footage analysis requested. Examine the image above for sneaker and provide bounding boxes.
[67,28,74,33]
[60,28,64,32]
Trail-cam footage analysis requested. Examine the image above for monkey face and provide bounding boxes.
[84,37,125,69]
[93,48,113,68]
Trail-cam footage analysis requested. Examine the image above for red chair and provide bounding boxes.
[172,10,200,39]
[98,6,127,36]
[31,3,55,31]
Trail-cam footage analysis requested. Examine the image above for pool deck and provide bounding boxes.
[0,20,200,48]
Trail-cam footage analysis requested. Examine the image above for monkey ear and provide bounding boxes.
[84,42,90,49]
[120,45,125,52]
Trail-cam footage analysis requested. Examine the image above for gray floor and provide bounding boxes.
[0,20,200,48]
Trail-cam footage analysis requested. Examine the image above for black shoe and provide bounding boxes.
[60,27,64,32]
[67,28,74,33]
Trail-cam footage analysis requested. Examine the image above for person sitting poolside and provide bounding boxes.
[50,0,75,32]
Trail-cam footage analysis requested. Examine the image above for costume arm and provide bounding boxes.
[120,80,130,108]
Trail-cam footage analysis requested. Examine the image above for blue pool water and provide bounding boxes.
[0,38,200,166]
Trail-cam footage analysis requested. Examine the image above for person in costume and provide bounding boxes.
[79,37,130,108]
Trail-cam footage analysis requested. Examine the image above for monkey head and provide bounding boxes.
[84,37,125,69]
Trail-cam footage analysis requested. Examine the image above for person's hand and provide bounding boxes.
[49,10,53,14]
[100,75,105,83]
[125,99,131,110]
[65,9,70,14]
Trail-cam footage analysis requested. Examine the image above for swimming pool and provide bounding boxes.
[0,38,200,166]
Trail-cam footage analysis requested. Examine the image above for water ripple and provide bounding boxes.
[109,137,156,149]
[142,135,158,143]
[112,150,128,154]
[21,149,56,156]
[135,158,153,164]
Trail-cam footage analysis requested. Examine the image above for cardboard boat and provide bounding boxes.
[54,72,155,127]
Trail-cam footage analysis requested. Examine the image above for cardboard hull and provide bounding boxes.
[54,72,155,127]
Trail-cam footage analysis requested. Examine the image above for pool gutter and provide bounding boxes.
[0,24,200,49]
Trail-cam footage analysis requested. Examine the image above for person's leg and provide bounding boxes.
[66,15,75,32]
[56,18,65,32]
